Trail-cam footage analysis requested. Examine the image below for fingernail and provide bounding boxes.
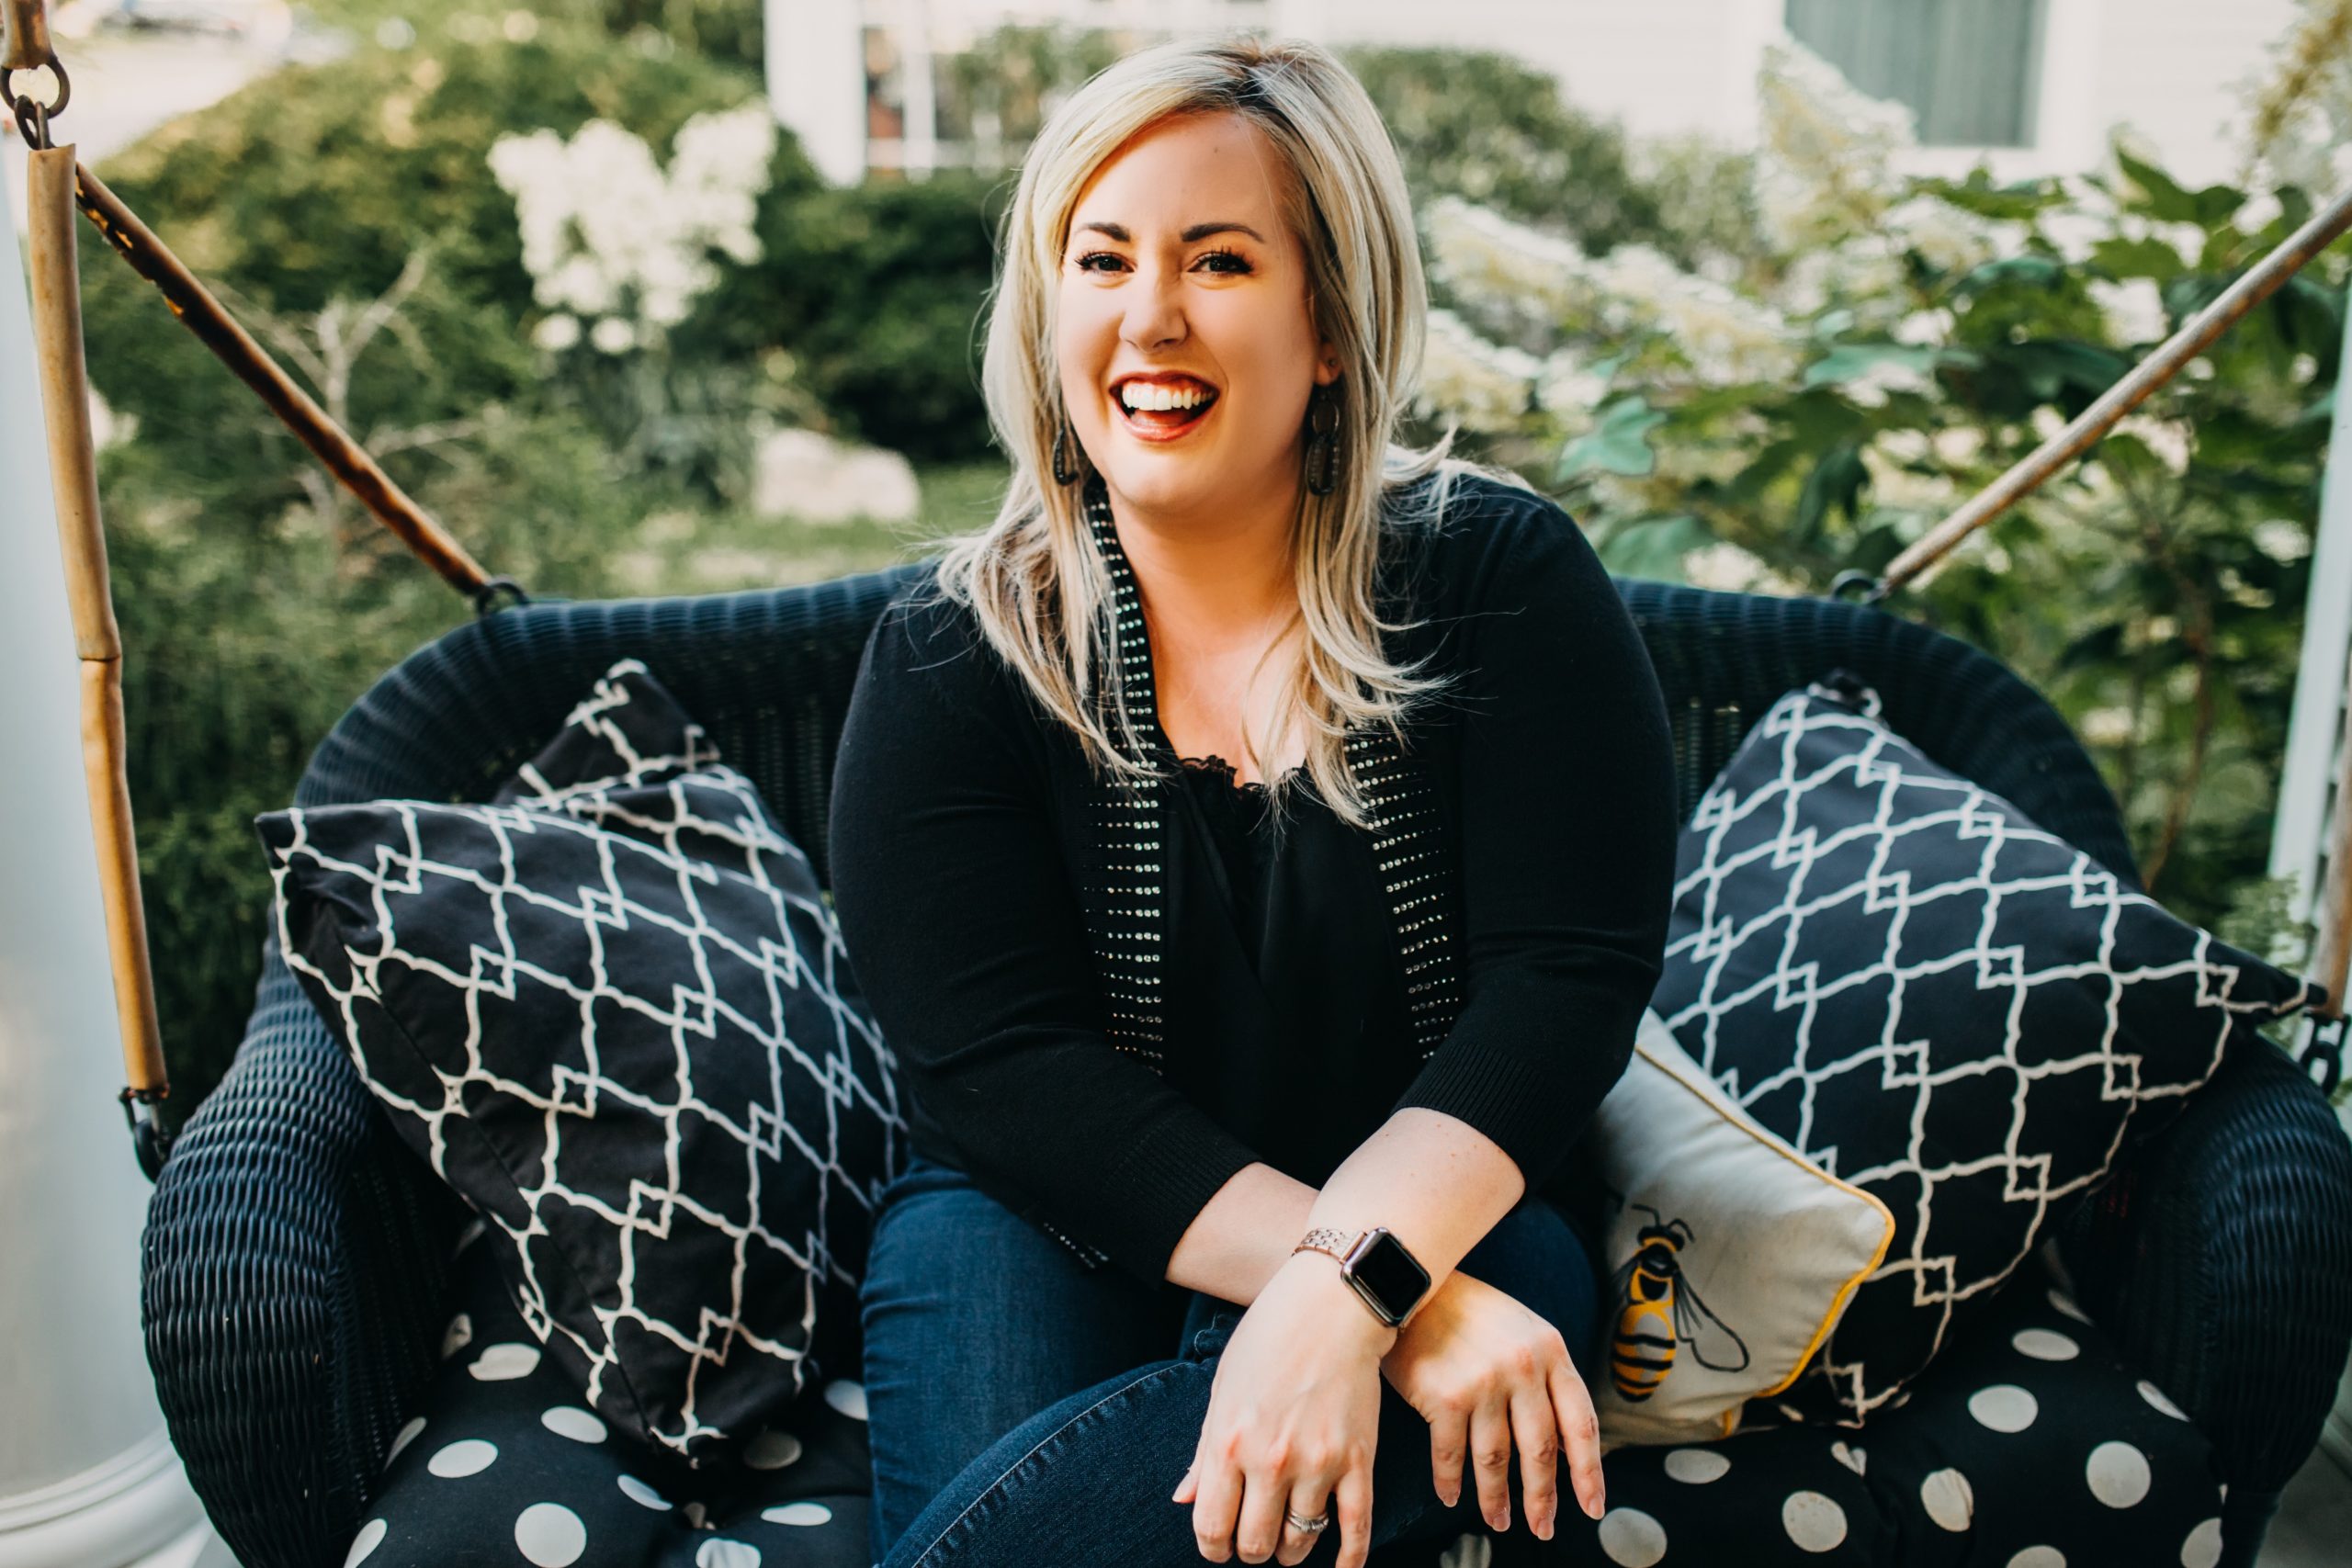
[1584,1493,1605,1521]
[1536,1515,1554,1540]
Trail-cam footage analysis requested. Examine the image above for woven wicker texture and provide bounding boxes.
[140,567,2352,1568]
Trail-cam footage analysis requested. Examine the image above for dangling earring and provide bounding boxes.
[1304,382,1341,498]
[1052,416,1080,487]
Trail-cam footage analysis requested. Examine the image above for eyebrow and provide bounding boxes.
[1073,220,1269,244]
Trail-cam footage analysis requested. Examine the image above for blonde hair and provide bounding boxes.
[920,31,1530,830]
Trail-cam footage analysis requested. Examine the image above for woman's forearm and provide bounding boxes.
[1164,1161,1320,1305]
[1163,1108,1524,1314]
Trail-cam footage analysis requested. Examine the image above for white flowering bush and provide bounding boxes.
[484,102,798,498]
[1408,32,2344,939]
[490,103,775,355]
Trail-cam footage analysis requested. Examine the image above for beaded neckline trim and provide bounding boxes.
[1046,478,1465,1271]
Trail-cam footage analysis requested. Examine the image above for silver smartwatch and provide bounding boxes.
[1293,1225,1431,1327]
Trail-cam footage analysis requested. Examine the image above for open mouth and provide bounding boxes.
[1113,379,1220,440]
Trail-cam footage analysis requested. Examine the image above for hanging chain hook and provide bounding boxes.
[1826,569,1888,606]
[0,66,70,152]
[8,87,47,150]
[4,0,73,147]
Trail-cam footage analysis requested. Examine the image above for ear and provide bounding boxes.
[1313,349,1343,389]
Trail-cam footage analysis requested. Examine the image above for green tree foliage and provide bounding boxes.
[1413,40,2347,945]
[79,20,2350,1120]
[1338,47,1756,269]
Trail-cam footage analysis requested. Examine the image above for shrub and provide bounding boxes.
[1410,36,2346,939]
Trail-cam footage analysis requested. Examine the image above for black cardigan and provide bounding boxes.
[827,469,1679,1289]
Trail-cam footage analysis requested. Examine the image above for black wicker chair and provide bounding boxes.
[140,567,2352,1568]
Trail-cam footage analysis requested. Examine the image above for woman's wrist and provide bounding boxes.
[1282,1247,1404,1352]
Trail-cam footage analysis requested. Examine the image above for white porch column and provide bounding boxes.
[2268,280,2352,1472]
[768,0,870,186]
[0,161,225,1567]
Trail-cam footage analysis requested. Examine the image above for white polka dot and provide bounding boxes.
[345,1518,388,1566]
[514,1502,586,1567]
[1921,1469,1974,1531]
[1663,1448,1730,1483]
[470,1343,541,1382]
[1598,1506,1668,1566]
[744,1427,804,1470]
[539,1406,606,1444]
[2180,1517,2222,1568]
[426,1439,498,1479]
[683,1502,709,1530]
[384,1416,425,1470]
[617,1473,672,1511]
[2138,1380,2188,1420]
[762,1502,835,1528]
[823,1380,867,1421]
[2087,1442,2151,1508]
[2048,1289,2092,1324]
[1782,1491,1849,1552]
[2013,1328,2079,1361]
[1831,1441,1867,1476]
[440,1314,473,1359]
[696,1542,761,1568]
[2007,1550,2064,1568]
[1436,1534,1487,1568]
[1969,1384,2040,1433]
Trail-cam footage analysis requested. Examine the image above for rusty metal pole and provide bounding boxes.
[1841,180,2352,604]
[26,144,169,1122]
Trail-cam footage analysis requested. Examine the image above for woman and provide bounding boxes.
[827,33,1678,1568]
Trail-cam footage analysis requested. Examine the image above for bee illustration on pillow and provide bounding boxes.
[1606,1204,1751,1402]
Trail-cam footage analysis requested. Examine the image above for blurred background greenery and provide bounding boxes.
[59,0,2352,1121]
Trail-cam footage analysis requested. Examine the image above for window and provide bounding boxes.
[1784,0,2047,148]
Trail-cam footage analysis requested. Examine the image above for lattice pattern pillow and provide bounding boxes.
[258,659,906,1468]
[1647,673,2324,1426]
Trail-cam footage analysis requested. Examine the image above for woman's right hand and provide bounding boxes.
[1376,1269,1604,1540]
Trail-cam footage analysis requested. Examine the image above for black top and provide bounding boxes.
[827,469,1679,1288]
[1170,752,1416,1193]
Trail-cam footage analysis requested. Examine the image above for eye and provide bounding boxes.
[1069,248,1255,276]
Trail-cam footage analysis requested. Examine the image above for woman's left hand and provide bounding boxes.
[1170,1253,1396,1567]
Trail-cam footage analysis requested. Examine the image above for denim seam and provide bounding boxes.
[907,1359,1193,1567]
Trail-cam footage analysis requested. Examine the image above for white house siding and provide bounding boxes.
[2083,0,2300,188]
[775,0,2314,186]
[1294,0,1776,147]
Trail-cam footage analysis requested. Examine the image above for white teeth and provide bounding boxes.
[1119,382,1213,412]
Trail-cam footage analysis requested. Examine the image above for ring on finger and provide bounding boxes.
[1283,1503,1331,1534]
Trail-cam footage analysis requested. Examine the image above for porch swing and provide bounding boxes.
[10,4,2352,1564]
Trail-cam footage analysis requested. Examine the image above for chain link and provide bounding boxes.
[0,57,69,151]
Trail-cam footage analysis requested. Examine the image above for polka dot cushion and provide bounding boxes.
[346,1224,871,1568]
[1562,1251,2223,1567]
[356,1242,2217,1566]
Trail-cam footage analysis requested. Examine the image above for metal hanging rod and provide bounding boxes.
[1833,180,2352,605]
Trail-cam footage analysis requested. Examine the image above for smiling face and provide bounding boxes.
[1056,109,1340,532]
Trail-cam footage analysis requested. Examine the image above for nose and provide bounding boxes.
[1118,257,1188,353]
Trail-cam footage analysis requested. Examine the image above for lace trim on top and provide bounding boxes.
[1176,751,1270,795]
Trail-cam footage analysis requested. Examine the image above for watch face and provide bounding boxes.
[1347,1229,1430,1320]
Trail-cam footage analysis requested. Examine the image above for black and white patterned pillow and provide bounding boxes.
[1647,674,2324,1426]
[258,659,907,1468]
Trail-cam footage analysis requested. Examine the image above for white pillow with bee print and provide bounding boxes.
[1590,1010,1896,1450]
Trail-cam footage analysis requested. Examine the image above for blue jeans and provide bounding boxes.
[861,1154,1607,1567]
